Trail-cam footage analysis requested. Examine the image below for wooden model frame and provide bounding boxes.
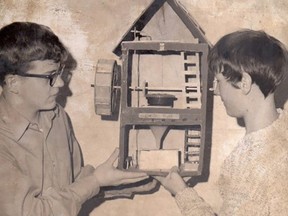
[118,40,209,176]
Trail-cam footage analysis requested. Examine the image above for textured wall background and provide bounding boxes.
[1,0,287,215]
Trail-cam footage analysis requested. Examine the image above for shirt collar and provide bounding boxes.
[0,94,59,141]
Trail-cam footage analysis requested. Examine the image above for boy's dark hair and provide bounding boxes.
[208,30,288,97]
[0,22,68,85]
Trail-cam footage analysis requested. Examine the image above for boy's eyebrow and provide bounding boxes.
[41,69,58,75]
[42,65,65,75]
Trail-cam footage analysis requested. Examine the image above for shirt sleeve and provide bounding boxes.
[175,187,216,216]
[39,106,102,215]
[42,170,100,216]
[218,150,288,216]
[268,155,288,216]
[0,105,101,216]
[0,140,100,216]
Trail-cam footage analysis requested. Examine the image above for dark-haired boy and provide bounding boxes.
[156,30,288,216]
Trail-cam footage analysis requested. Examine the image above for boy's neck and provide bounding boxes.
[4,92,41,124]
[244,93,279,134]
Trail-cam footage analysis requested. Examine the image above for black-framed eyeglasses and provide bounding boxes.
[17,65,65,87]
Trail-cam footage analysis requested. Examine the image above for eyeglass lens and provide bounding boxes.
[50,65,65,86]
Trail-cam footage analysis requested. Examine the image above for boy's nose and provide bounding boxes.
[209,79,220,95]
[213,86,220,96]
[53,75,64,88]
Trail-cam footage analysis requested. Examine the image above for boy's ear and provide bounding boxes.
[239,72,252,95]
[4,74,19,94]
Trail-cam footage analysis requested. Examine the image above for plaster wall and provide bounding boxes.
[0,0,288,215]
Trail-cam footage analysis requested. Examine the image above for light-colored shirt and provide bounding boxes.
[0,95,100,216]
[175,105,288,216]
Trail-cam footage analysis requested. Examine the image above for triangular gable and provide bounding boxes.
[113,0,211,56]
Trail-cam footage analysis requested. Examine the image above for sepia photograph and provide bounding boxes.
[0,0,288,215]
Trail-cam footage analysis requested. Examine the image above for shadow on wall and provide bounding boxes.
[187,68,214,187]
[56,49,77,108]
[78,178,160,216]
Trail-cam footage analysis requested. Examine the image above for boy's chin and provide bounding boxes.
[40,103,58,111]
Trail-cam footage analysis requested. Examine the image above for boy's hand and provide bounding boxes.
[154,166,187,196]
[94,148,148,187]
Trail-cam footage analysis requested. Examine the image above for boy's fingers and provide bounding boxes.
[119,171,148,179]
[154,176,164,182]
[105,148,119,165]
[118,176,149,185]
[166,166,179,178]
[170,166,179,173]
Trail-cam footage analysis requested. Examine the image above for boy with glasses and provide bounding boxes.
[0,22,151,216]
[16,64,66,87]
[156,30,288,215]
